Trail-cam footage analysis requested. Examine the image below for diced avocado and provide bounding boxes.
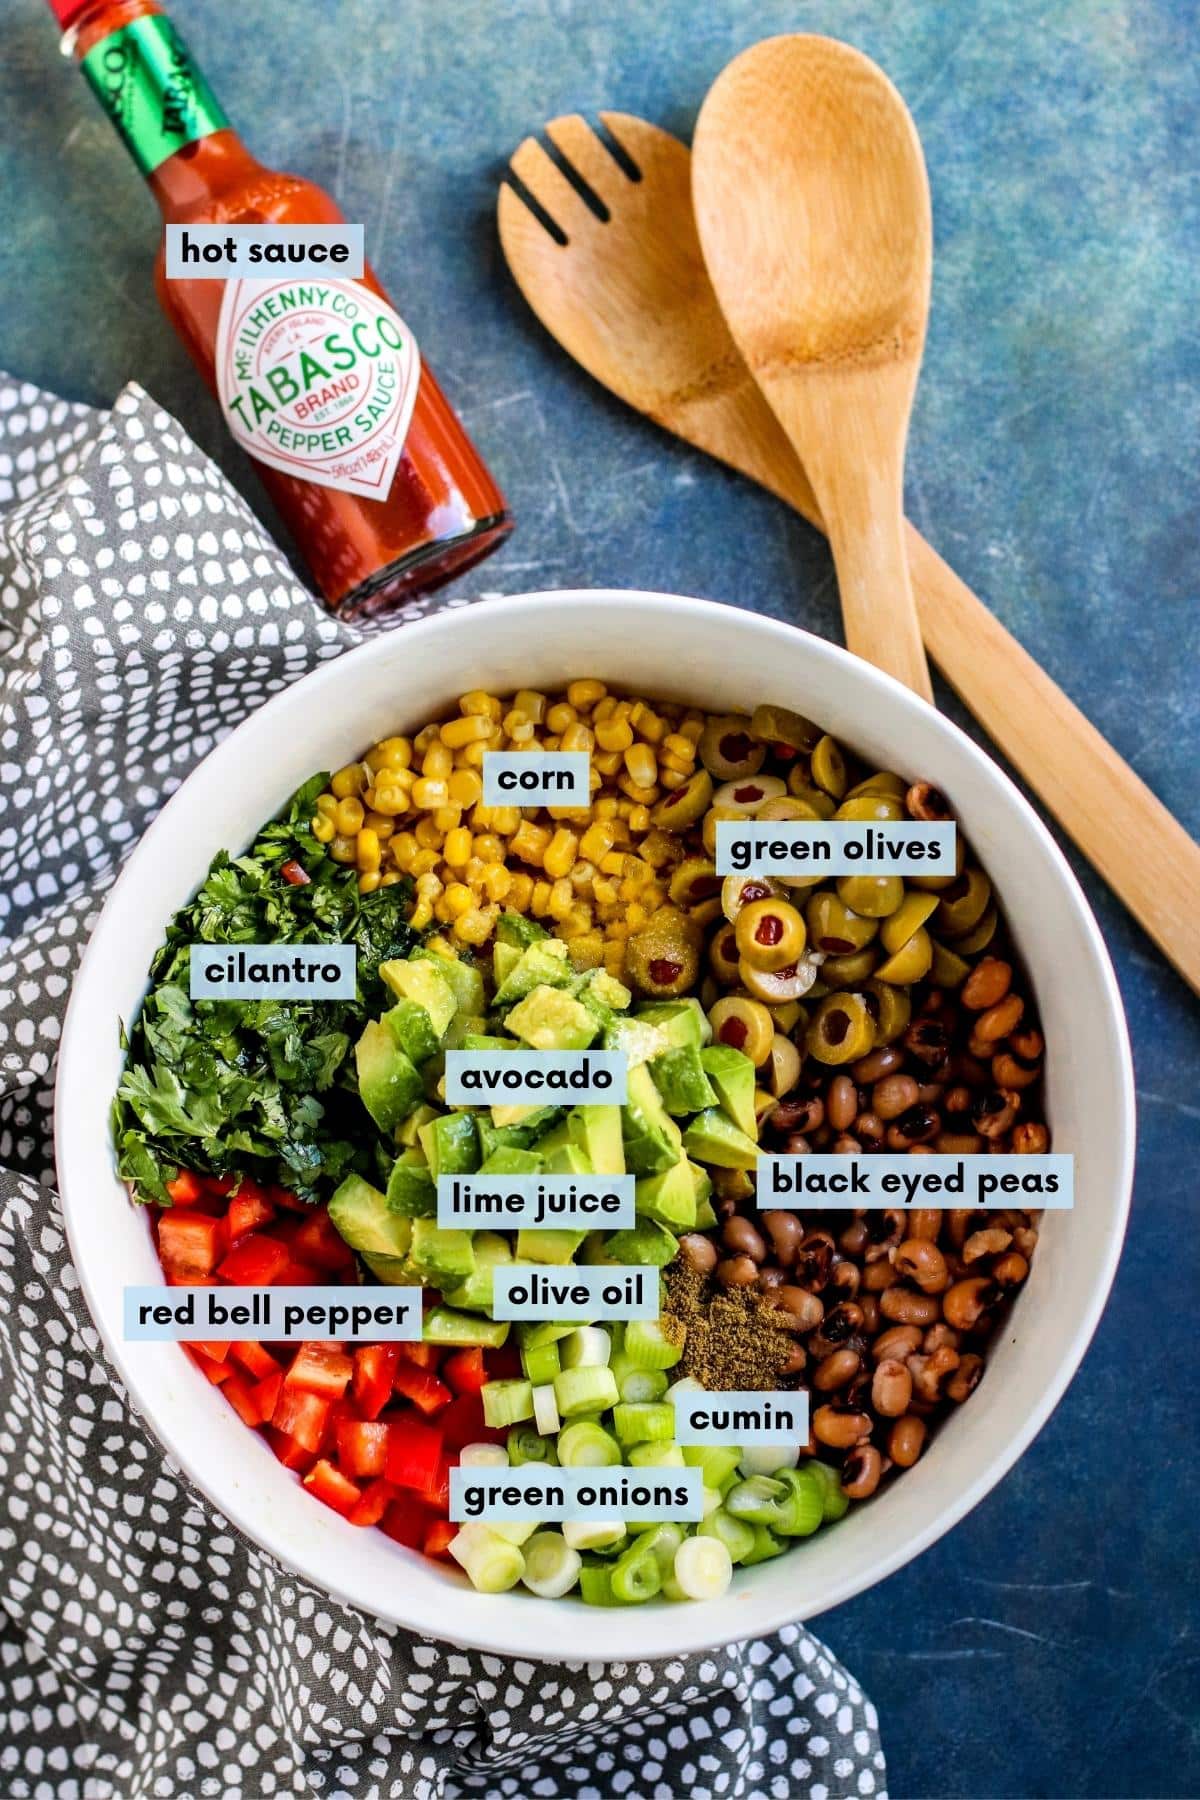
[650,1043,719,1116]
[493,939,573,1007]
[541,1140,592,1175]
[604,1217,679,1266]
[397,1101,439,1147]
[361,1249,413,1284]
[443,1012,488,1051]
[355,1021,424,1132]
[568,1105,626,1175]
[635,1159,698,1230]
[384,997,441,1065]
[580,1229,617,1265]
[380,957,458,1037]
[490,1100,561,1133]
[623,1126,684,1177]
[424,1305,510,1347]
[586,970,633,1011]
[496,910,550,949]
[603,1014,670,1068]
[476,1110,563,1162]
[444,1232,513,1310]
[682,1107,760,1170]
[478,1145,543,1175]
[493,941,523,989]
[637,998,711,1050]
[700,1044,759,1139]
[417,1111,479,1177]
[462,1032,513,1052]
[408,1217,476,1289]
[622,1062,684,1172]
[329,1174,413,1259]
[688,1160,716,1229]
[385,1160,437,1218]
[505,985,598,1051]
[516,1226,587,1265]
[414,946,485,1016]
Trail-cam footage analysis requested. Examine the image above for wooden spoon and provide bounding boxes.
[497,113,1200,992]
[693,34,933,700]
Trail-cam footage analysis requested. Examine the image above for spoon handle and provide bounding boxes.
[819,461,934,703]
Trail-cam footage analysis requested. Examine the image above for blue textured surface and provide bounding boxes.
[3,2,1198,1795]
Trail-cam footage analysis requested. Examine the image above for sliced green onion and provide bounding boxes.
[556,1420,621,1467]
[554,1365,620,1418]
[481,1379,534,1429]
[682,1444,743,1487]
[627,1441,685,1469]
[738,1443,801,1477]
[517,1321,577,1350]
[724,1474,793,1528]
[623,1319,683,1372]
[448,1523,525,1593]
[561,1326,611,1369]
[521,1341,562,1386]
[610,1534,663,1603]
[508,1424,555,1467]
[579,1564,617,1605]
[533,1382,561,1436]
[697,1506,756,1564]
[612,1402,675,1448]
[612,1356,669,1403]
[637,1521,684,1574]
[488,1519,540,1546]
[807,1457,851,1523]
[563,1519,626,1551]
[741,1523,788,1565]
[701,1484,723,1518]
[521,1530,582,1599]
[459,1442,508,1468]
[773,1466,826,1537]
[671,1534,733,1600]
[665,1375,706,1399]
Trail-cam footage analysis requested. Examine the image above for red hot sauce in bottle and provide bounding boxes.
[50,0,512,616]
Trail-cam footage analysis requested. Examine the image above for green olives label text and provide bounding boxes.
[715,820,956,876]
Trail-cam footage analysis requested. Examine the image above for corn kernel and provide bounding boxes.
[490,806,521,836]
[595,717,634,753]
[421,742,453,782]
[433,805,462,834]
[411,847,441,876]
[595,795,620,820]
[411,777,449,810]
[507,871,534,911]
[415,816,444,849]
[366,735,412,772]
[414,724,441,754]
[531,879,553,915]
[567,678,607,710]
[663,732,696,763]
[510,820,551,864]
[506,718,536,744]
[370,780,411,819]
[473,832,504,863]
[459,689,496,717]
[593,877,619,905]
[545,702,576,734]
[600,851,626,876]
[380,871,402,887]
[315,792,338,819]
[443,826,472,867]
[448,768,482,808]
[442,882,474,919]
[548,878,574,919]
[464,856,487,886]
[626,902,649,931]
[514,689,547,723]
[591,750,622,777]
[331,763,366,798]
[627,803,652,833]
[453,905,497,945]
[481,864,511,903]
[681,714,705,741]
[543,828,579,880]
[441,713,494,748]
[630,702,667,743]
[356,828,381,872]
[391,831,418,871]
[623,744,657,788]
[312,814,335,843]
[335,796,364,835]
[560,721,594,753]
[358,871,381,894]
[579,821,615,865]
[329,833,356,864]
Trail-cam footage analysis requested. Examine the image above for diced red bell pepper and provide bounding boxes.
[166,1273,219,1287]
[227,1186,277,1241]
[402,1342,442,1372]
[423,1519,458,1559]
[384,1418,443,1493]
[268,1183,312,1214]
[335,1419,391,1480]
[303,1458,361,1517]
[222,1374,264,1427]
[352,1343,401,1420]
[437,1392,501,1450]
[252,1370,283,1422]
[392,1363,452,1416]
[271,1384,331,1453]
[379,1492,433,1549]
[286,1342,353,1400]
[273,1260,323,1286]
[485,1341,523,1381]
[188,1346,232,1386]
[280,858,311,887]
[165,1170,204,1205]
[421,1452,451,1512]
[158,1210,227,1279]
[348,1477,394,1527]
[230,1340,279,1380]
[442,1347,488,1395]
[218,1233,290,1286]
[282,1209,356,1273]
[204,1174,240,1196]
[190,1339,230,1363]
[265,1426,316,1473]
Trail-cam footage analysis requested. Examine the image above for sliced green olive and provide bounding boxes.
[625,906,701,998]
[652,768,713,830]
[874,926,934,984]
[863,977,912,1044]
[936,867,992,937]
[879,891,940,954]
[786,769,837,818]
[754,1087,780,1129]
[819,945,879,988]
[697,715,766,780]
[845,771,907,800]
[952,903,999,955]
[667,855,722,909]
[806,993,876,1065]
[837,874,905,918]
[702,805,744,859]
[810,735,848,799]
[721,873,781,922]
[909,835,966,892]
[707,923,742,985]
[766,1032,802,1096]
[712,774,787,815]
[750,703,822,752]
[757,795,824,823]
[805,891,878,954]
[766,998,805,1034]
[739,956,820,1004]
[929,938,971,988]
[834,793,906,823]
[735,898,807,971]
[708,994,775,1065]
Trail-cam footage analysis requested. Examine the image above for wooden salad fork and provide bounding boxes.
[498,112,1200,993]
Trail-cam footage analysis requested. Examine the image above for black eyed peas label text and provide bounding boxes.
[760,1153,1074,1207]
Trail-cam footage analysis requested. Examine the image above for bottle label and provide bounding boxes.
[215,277,421,500]
[82,17,230,176]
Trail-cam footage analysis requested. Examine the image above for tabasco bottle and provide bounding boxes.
[49,0,512,616]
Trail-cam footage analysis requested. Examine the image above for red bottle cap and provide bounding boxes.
[46,0,92,28]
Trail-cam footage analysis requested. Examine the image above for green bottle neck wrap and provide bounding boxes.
[81,14,229,176]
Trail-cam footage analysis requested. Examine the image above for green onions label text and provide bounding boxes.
[450,1465,704,1522]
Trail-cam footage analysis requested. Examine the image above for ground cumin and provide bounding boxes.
[662,1262,796,1390]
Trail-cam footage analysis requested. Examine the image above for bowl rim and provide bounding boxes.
[54,587,1136,1658]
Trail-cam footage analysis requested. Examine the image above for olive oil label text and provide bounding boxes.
[444,1050,628,1104]
[188,944,356,999]
[672,1389,810,1446]
[215,278,420,500]
[451,1466,704,1523]
[492,1264,656,1320]
[438,1174,636,1230]
[124,1286,421,1341]
[761,1153,1074,1208]
[715,819,957,876]
[482,752,591,806]
[166,224,365,279]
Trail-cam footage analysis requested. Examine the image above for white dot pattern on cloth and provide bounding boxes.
[0,375,887,1797]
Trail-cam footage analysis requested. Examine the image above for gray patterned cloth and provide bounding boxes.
[0,374,887,1800]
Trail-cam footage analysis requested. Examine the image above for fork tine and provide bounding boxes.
[543,113,629,208]
[508,137,599,238]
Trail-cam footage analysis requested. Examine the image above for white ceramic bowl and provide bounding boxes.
[55,591,1134,1659]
